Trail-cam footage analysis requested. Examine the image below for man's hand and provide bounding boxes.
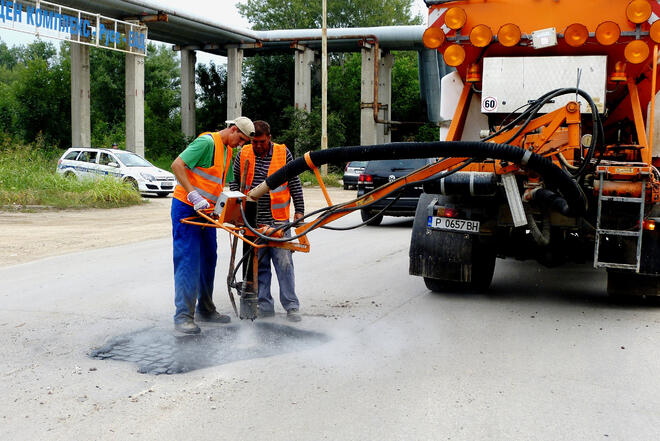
[187,190,210,211]
[294,212,304,222]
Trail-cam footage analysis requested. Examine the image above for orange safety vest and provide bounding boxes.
[239,143,291,221]
[173,132,232,207]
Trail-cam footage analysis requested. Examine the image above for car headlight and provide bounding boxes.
[140,172,156,181]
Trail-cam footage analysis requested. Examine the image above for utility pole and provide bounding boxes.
[321,0,328,177]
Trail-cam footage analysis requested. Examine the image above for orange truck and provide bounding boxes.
[409,0,660,295]
[188,1,660,315]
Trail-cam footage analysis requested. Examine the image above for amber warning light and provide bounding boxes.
[644,219,656,231]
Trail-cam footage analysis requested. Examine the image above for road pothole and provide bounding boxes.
[90,322,329,374]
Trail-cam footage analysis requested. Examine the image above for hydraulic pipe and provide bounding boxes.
[250,141,587,216]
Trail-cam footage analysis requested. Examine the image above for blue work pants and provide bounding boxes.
[171,198,218,323]
[257,231,299,313]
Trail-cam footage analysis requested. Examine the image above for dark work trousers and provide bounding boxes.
[257,229,300,313]
[171,198,217,323]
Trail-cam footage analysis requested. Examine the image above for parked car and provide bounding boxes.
[356,158,435,226]
[342,161,368,190]
[56,147,176,197]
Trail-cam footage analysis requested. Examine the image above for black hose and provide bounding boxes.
[265,141,587,216]
[498,88,601,178]
[530,188,570,216]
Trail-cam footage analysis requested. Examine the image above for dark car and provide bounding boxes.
[356,158,434,226]
[342,161,368,190]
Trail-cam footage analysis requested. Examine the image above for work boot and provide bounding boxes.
[257,309,275,318]
[197,310,231,324]
[286,308,302,322]
[174,320,201,335]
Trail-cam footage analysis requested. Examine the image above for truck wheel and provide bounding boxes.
[64,171,76,179]
[424,277,461,292]
[410,193,496,293]
[422,245,496,293]
[361,209,383,226]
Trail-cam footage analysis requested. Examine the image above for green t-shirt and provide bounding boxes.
[178,134,234,182]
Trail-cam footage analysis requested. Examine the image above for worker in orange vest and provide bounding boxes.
[170,116,255,335]
[230,120,305,322]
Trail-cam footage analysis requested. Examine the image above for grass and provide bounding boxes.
[150,155,176,172]
[299,170,342,187]
[0,145,144,209]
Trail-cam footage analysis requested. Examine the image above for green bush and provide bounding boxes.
[150,154,176,172]
[0,144,144,208]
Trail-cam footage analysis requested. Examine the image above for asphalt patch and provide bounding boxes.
[90,322,329,375]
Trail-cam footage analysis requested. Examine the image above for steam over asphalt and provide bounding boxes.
[2,210,660,439]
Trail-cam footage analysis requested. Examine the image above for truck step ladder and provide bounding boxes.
[593,171,646,272]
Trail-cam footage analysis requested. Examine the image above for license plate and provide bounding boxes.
[427,216,480,233]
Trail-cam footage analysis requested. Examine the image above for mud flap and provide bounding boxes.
[409,193,495,291]
[607,222,660,297]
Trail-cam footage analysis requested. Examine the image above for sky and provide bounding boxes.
[0,0,429,65]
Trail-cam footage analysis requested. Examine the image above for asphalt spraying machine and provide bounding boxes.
[183,0,660,318]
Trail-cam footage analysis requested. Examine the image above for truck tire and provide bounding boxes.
[361,209,383,226]
[422,244,496,293]
[410,193,496,292]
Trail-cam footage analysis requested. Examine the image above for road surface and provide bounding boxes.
[2,210,660,440]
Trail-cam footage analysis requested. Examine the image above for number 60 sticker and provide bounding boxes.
[482,96,498,112]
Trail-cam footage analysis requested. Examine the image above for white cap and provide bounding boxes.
[226,116,255,137]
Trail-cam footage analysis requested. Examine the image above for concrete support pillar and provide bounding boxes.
[181,49,196,139]
[377,52,393,144]
[227,47,244,120]
[360,46,378,145]
[294,47,314,112]
[125,51,145,157]
[71,43,91,148]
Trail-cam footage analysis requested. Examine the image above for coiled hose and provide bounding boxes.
[262,141,587,216]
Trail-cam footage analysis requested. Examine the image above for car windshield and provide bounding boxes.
[114,151,153,167]
[349,161,368,168]
[366,159,429,174]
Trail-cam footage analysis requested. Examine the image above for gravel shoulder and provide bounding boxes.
[0,187,357,267]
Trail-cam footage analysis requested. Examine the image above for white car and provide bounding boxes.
[56,147,176,197]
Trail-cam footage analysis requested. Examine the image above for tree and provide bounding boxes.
[143,43,185,158]
[0,38,21,70]
[236,0,427,151]
[280,103,346,159]
[237,0,421,29]
[241,55,295,137]
[19,40,57,66]
[196,61,228,133]
[1,38,185,156]
[87,45,125,147]
[12,43,70,149]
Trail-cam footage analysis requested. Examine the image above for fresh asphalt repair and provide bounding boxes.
[90,322,329,374]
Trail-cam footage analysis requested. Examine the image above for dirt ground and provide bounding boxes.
[0,187,357,267]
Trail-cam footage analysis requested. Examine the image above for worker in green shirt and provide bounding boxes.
[170,117,255,335]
